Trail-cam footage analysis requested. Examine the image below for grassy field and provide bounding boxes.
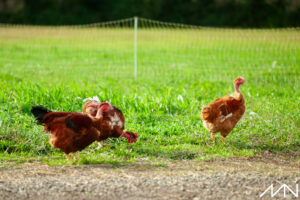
[0,25,299,165]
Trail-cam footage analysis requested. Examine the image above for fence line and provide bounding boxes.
[0,17,299,85]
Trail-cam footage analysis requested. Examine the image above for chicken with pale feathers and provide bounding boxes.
[83,98,138,149]
[201,77,246,143]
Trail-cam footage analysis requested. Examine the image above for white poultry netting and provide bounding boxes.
[0,17,299,85]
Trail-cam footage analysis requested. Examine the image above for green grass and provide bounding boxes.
[0,26,299,165]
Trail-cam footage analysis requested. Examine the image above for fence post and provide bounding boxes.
[134,16,138,78]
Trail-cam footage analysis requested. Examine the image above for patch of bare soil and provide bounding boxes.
[0,154,299,200]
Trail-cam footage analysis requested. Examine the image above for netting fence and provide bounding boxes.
[0,17,299,85]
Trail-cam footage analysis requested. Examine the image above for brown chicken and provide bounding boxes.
[83,100,138,149]
[201,77,246,143]
[31,102,137,161]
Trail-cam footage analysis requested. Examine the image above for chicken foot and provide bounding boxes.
[65,153,71,162]
[221,132,228,143]
[95,141,104,150]
[221,136,226,143]
[65,153,79,162]
[71,152,79,161]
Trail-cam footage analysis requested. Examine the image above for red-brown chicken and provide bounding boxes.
[83,100,138,149]
[31,102,137,161]
[31,104,110,161]
[201,77,246,143]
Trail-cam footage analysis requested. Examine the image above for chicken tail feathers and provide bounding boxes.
[31,106,51,124]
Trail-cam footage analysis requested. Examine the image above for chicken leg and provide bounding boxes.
[72,152,79,161]
[221,132,228,143]
[95,141,104,150]
[221,136,226,143]
[210,132,215,143]
[65,153,71,162]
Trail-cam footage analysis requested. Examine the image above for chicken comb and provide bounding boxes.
[233,77,245,84]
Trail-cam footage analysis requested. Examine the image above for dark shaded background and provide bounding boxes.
[0,0,299,27]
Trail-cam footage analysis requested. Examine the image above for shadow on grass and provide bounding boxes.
[229,139,300,153]
[78,157,125,166]
[135,147,197,160]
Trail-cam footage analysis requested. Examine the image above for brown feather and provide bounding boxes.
[82,100,138,143]
[34,110,101,155]
[201,77,246,140]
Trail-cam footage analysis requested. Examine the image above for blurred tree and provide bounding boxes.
[0,0,299,27]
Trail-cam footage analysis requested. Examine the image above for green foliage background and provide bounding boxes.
[0,0,300,27]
